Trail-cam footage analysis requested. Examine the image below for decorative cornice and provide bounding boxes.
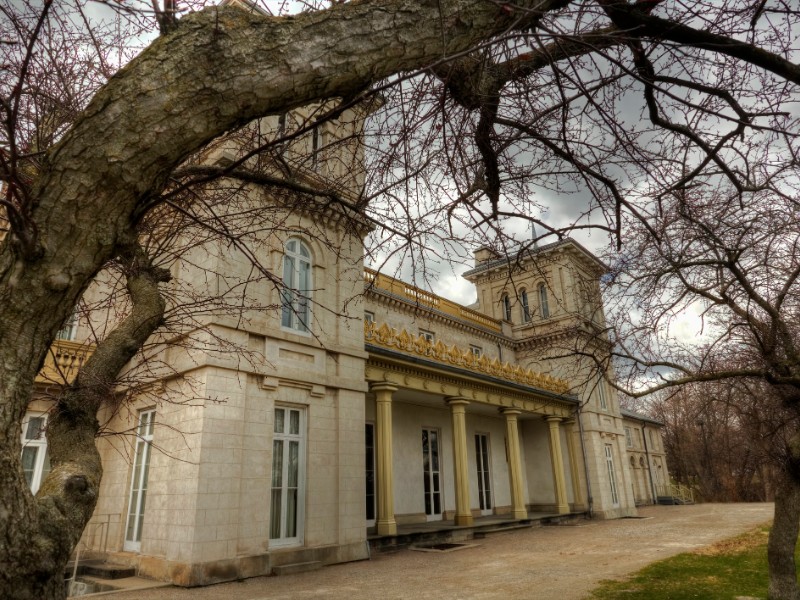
[365,320,569,395]
[363,268,504,335]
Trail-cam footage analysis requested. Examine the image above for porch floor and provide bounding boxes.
[368,511,586,553]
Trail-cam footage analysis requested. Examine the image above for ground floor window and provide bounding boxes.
[124,409,155,552]
[605,444,619,507]
[422,427,442,520]
[270,406,305,546]
[21,414,50,494]
[475,433,492,514]
[365,422,375,523]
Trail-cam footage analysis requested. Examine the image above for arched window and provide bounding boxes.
[281,239,312,332]
[538,283,550,319]
[502,294,512,322]
[520,290,531,322]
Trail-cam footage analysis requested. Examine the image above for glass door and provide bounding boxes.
[124,410,155,552]
[475,433,492,515]
[270,407,305,546]
[422,428,442,521]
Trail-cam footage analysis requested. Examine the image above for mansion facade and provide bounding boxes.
[22,103,671,588]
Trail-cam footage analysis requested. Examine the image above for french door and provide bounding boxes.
[270,406,305,546]
[124,410,155,552]
[422,428,442,520]
[365,422,376,525]
[475,433,492,515]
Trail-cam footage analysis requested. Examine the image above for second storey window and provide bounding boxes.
[502,294,512,322]
[521,290,531,323]
[281,239,312,333]
[56,311,78,341]
[538,283,550,319]
[419,329,435,343]
[470,345,483,357]
[21,415,50,494]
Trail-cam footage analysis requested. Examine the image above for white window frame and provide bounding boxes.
[281,238,312,334]
[124,409,155,553]
[605,444,620,507]
[56,311,78,341]
[597,379,608,411]
[270,406,306,548]
[538,283,550,319]
[520,290,531,323]
[419,329,435,344]
[502,294,512,322]
[364,311,375,324]
[21,414,50,495]
[470,345,483,358]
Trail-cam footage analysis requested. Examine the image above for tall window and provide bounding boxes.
[271,406,306,546]
[520,290,531,322]
[502,294,512,322]
[538,283,550,319]
[124,409,155,552]
[605,444,620,506]
[624,427,633,448]
[597,378,608,410]
[56,311,78,341]
[365,423,375,524]
[281,239,312,332]
[21,414,50,494]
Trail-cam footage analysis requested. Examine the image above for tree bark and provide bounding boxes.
[768,469,800,600]
[0,243,169,600]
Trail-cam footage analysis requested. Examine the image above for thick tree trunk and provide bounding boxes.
[768,470,800,600]
[768,424,800,600]
[0,244,168,600]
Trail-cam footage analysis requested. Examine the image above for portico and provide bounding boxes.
[364,322,583,536]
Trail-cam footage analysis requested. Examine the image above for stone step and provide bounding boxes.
[476,523,533,536]
[80,562,136,580]
[272,561,323,576]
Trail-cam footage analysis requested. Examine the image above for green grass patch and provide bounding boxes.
[589,526,791,600]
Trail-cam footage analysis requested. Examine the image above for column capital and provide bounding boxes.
[501,408,522,416]
[545,415,563,424]
[446,396,470,407]
[370,382,398,394]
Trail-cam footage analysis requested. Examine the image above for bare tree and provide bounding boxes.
[2,0,800,598]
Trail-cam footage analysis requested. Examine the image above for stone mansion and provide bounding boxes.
[21,100,671,587]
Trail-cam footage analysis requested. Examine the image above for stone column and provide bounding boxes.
[546,416,571,514]
[372,383,398,535]
[563,419,585,510]
[447,397,473,526]
[502,409,528,520]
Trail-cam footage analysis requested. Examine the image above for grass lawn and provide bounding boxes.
[589,526,793,599]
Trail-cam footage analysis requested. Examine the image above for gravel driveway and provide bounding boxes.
[114,503,773,600]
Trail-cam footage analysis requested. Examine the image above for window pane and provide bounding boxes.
[288,441,299,488]
[274,408,285,434]
[271,440,284,488]
[289,410,300,435]
[25,417,44,440]
[21,447,37,487]
[270,490,282,539]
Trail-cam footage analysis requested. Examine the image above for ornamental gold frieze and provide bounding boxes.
[365,360,573,418]
[365,320,570,395]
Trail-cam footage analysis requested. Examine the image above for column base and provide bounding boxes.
[511,508,528,520]
[376,519,397,536]
[454,514,474,526]
[557,504,570,515]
